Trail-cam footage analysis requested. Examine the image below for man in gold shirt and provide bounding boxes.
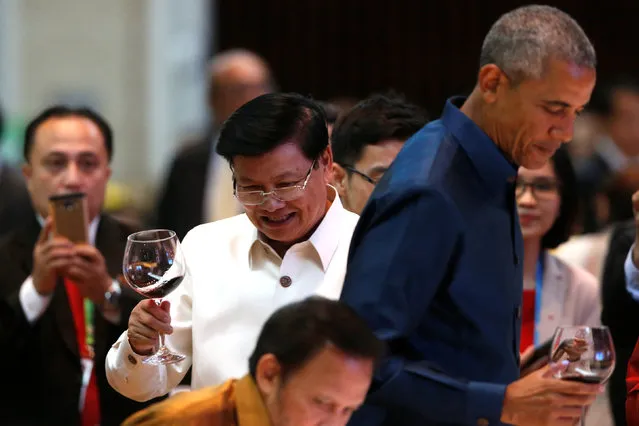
[123,297,384,426]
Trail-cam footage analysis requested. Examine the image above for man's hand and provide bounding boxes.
[32,218,75,296]
[127,299,173,355]
[501,365,603,425]
[632,190,639,267]
[65,244,112,305]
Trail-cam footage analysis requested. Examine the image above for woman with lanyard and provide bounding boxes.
[516,146,601,367]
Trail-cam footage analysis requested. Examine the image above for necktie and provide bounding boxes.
[64,278,101,426]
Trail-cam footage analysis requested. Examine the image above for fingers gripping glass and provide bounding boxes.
[123,229,186,365]
[549,326,615,426]
[234,160,316,206]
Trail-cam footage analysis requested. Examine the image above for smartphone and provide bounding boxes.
[49,192,89,243]
[521,338,553,371]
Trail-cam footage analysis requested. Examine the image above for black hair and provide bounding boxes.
[331,93,428,167]
[248,296,384,381]
[23,105,113,162]
[542,146,579,249]
[216,93,328,163]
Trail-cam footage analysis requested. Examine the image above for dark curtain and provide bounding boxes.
[216,0,639,116]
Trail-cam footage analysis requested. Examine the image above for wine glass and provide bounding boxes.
[123,229,186,365]
[548,326,615,426]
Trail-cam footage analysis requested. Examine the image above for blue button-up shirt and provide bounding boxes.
[341,97,523,426]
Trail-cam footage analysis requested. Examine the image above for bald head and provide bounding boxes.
[208,49,274,126]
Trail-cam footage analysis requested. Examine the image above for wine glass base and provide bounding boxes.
[142,347,186,365]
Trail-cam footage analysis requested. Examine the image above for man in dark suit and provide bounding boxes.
[602,219,638,426]
[155,49,275,239]
[0,106,160,425]
[0,105,34,240]
[575,77,639,233]
[340,6,602,426]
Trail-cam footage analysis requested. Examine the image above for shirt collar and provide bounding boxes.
[235,375,273,426]
[36,214,100,245]
[248,185,346,271]
[442,96,518,192]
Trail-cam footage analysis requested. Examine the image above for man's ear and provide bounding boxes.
[477,64,509,104]
[331,163,348,200]
[255,354,282,397]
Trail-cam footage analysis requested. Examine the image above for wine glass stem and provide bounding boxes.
[159,332,166,349]
[581,406,586,426]
[154,298,168,350]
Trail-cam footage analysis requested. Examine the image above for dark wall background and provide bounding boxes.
[216,0,639,117]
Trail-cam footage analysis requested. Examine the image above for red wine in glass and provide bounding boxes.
[123,229,186,365]
[549,326,615,426]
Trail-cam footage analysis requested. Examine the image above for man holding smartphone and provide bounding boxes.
[0,106,160,425]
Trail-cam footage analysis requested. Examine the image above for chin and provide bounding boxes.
[520,155,551,170]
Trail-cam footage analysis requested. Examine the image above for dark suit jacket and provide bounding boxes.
[155,139,213,240]
[0,162,34,241]
[601,220,638,426]
[0,215,163,426]
[341,97,523,426]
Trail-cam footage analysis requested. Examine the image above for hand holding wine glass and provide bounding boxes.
[549,326,616,425]
[123,229,186,365]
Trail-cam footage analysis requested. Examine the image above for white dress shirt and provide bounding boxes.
[624,243,639,301]
[19,217,101,323]
[105,187,359,402]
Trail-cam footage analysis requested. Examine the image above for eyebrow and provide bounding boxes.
[543,100,588,110]
[235,171,306,186]
[367,165,389,175]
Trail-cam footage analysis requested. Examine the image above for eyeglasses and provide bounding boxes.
[515,178,561,200]
[233,160,316,206]
[343,166,377,185]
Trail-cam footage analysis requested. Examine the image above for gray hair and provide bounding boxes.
[480,5,596,83]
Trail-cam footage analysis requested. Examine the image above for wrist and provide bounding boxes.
[633,243,639,268]
[33,276,54,296]
[103,279,121,310]
[500,384,516,425]
[127,332,155,356]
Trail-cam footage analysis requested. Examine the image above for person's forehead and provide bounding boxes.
[33,117,106,156]
[355,139,405,166]
[524,59,595,101]
[233,143,313,178]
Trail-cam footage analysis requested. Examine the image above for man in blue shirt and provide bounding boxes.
[341,5,601,426]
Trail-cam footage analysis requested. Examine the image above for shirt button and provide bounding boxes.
[280,276,292,288]
[127,354,138,365]
[517,306,522,319]
[477,419,489,426]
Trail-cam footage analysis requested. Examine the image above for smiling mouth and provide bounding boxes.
[262,213,295,225]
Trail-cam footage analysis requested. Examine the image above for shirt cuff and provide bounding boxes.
[624,243,639,302]
[19,276,53,324]
[466,381,507,426]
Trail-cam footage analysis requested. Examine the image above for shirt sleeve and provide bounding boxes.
[624,243,639,302]
[19,276,53,324]
[105,232,196,402]
[341,189,506,425]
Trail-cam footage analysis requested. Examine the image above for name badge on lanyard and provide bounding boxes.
[533,256,544,346]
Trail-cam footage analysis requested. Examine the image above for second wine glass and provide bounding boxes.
[549,325,615,426]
